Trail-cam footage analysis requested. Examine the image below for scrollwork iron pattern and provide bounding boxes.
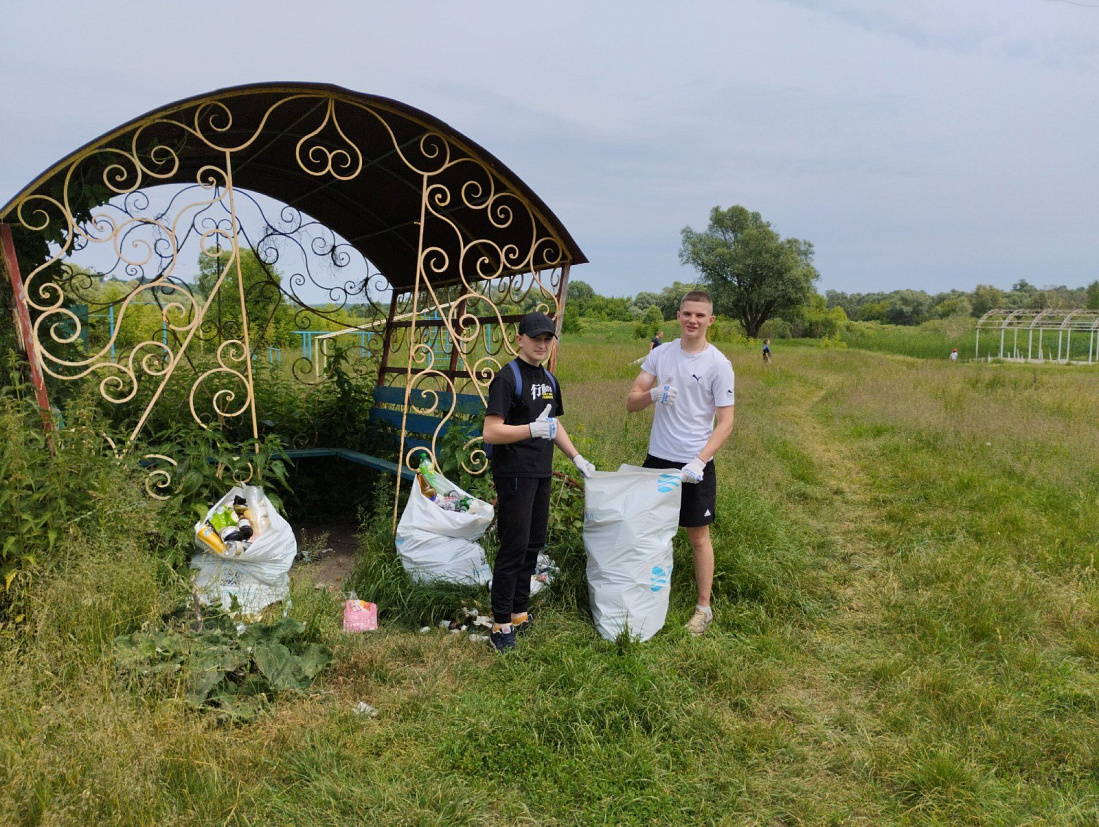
[8,91,572,496]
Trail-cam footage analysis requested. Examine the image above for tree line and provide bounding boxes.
[826,280,1099,327]
[567,204,1099,340]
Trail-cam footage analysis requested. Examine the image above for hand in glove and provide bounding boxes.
[572,454,596,478]
[649,375,678,407]
[681,457,706,484]
[529,404,557,440]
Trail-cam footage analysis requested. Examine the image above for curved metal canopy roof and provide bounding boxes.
[0,82,587,291]
[976,308,1099,332]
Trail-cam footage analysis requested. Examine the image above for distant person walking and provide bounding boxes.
[762,339,772,363]
[650,330,664,351]
[950,348,958,363]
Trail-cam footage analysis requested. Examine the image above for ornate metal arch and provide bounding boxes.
[0,83,586,500]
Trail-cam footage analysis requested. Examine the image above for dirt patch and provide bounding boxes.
[290,520,361,592]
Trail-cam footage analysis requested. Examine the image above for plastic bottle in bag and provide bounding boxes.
[242,485,272,535]
[418,457,440,487]
[196,523,227,555]
[417,472,437,500]
[208,503,235,531]
[208,503,243,543]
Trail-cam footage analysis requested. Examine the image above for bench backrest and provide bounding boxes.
[370,384,485,457]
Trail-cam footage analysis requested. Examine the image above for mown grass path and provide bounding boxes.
[733,347,1099,822]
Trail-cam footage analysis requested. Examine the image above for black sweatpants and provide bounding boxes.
[491,475,552,624]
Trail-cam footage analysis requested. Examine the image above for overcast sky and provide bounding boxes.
[2,0,1097,299]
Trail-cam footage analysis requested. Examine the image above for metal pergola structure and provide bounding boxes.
[0,82,587,504]
[975,308,1099,364]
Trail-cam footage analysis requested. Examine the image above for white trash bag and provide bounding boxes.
[395,470,494,585]
[190,485,297,616]
[584,465,682,641]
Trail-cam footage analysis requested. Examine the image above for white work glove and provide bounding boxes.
[681,457,706,484]
[572,454,596,478]
[649,376,678,407]
[529,404,557,440]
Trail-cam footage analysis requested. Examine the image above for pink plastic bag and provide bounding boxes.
[343,599,378,632]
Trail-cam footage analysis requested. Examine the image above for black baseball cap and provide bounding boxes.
[518,312,558,338]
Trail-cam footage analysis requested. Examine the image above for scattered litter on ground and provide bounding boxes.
[487,554,559,596]
[530,553,559,596]
[343,597,378,632]
[299,546,334,564]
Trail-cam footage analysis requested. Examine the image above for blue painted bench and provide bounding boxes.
[285,384,485,481]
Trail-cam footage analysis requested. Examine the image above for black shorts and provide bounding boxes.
[643,454,717,528]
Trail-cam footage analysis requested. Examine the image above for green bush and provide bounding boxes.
[0,362,174,627]
[707,317,748,345]
[633,305,664,339]
[759,318,791,340]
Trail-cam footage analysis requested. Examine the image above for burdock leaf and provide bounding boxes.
[253,642,307,690]
[297,643,333,680]
[186,668,227,706]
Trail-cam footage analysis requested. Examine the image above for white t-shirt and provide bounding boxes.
[640,339,735,463]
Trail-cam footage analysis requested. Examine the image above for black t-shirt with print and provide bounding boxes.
[485,359,563,478]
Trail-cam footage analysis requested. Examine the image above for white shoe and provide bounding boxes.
[685,609,713,636]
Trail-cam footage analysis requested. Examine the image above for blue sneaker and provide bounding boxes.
[490,624,516,652]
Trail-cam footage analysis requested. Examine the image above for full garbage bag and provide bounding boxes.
[584,465,682,641]
[190,486,297,616]
[395,470,494,585]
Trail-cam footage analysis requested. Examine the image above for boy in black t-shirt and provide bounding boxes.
[483,312,596,652]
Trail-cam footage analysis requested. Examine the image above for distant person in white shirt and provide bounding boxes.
[626,290,735,636]
[950,348,958,363]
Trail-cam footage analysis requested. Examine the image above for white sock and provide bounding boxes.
[696,605,712,617]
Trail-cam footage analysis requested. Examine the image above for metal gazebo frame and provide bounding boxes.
[975,308,1099,364]
[0,82,587,509]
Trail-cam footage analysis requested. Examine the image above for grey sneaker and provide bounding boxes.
[685,609,713,636]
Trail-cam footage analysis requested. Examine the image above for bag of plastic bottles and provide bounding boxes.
[584,465,682,642]
[190,485,297,616]
[395,460,494,585]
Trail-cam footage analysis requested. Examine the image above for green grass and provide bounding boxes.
[5,331,1099,822]
[839,317,977,361]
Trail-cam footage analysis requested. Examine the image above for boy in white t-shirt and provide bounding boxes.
[626,291,735,636]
